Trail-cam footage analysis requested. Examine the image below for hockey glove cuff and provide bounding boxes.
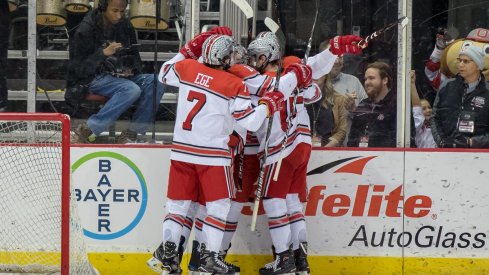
[329,35,363,56]
[285,63,312,89]
[259,91,285,117]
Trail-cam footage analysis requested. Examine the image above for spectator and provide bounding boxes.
[67,0,165,143]
[309,73,347,146]
[319,40,367,145]
[0,0,10,112]
[410,70,436,148]
[432,45,489,148]
[347,61,397,147]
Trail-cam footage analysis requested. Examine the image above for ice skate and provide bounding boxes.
[198,248,236,275]
[188,241,202,275]
[259,249,296,275]
[219,244,241,275]
[146,241,181,274]
[294,242,310,275]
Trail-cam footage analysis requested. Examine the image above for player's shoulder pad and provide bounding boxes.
[174,58,198,69]
[228,64,260,79]
[283,56,302,70]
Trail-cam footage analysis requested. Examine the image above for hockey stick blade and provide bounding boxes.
[358,16,409,49]
[400,16,409,28]
[231,0,253,19]
[231,0,254,46]
[264,16,287,49]
[264,17,279,33]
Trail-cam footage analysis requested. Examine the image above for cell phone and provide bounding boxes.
[116,44,140,53]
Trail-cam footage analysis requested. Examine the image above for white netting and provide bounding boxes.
[0,117,97,274]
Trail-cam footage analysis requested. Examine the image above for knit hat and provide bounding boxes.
[459,45,485,70]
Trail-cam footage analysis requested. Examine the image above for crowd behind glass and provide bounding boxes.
[2,0,489,147]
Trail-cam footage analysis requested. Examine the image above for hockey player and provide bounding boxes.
[146,26,238,275]
[242,34,362,275]
[149,34,250,275]
[149,34,285,275]
[208,32,361,275]
[215,38,313,275]
[185,39,307,275]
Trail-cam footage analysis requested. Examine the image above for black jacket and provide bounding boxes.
[67,9,142,87]
[347,90,397,147]
[307,102,333,144]
[431,75,489,148]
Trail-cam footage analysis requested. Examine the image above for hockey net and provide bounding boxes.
[0,113,97,274]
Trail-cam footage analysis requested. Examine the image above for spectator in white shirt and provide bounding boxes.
[411,70,437,148]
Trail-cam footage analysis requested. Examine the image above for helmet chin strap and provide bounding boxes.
[257,56,270,74]
[220,58,231,71]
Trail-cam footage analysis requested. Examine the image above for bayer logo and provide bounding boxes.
[72,151,148,240]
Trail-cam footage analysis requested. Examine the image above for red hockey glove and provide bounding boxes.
[285,63,312,88]
[210,26,233,36]
[179,31,214,59]
[329,35,363,56]
[179,27,233,59]
[259,91,285,117]
[228,131,241,148]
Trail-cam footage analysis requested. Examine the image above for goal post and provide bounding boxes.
[0,113,96,274]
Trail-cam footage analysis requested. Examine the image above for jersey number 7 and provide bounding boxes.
[182,90,207,131]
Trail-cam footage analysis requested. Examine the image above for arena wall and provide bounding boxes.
[41,147,489,274]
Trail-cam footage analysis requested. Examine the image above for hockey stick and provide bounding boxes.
[272,3,319,181]
[230,0,253,191]
[250,17,286,232]
[357,16,409,49]
[230,0,254,46]
[176,0,186,49]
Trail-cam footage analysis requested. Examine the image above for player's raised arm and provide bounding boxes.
[159,26,233,84]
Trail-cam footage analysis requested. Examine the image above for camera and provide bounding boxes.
[103,44,140,78]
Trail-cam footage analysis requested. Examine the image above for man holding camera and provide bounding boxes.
[67,0,164,143]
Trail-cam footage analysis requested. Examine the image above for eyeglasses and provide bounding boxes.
[456,58,474,65]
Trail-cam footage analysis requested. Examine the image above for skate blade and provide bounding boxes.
[295,272,310,275]
[146,257,163,273]
[195,270,238,275]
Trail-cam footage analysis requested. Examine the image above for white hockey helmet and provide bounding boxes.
[247,35,281,63]
[256,31,277,41]
[202,34,235,68]
[233,44,248,64]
